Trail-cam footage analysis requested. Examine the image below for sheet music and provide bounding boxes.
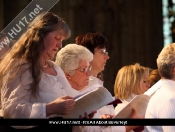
[114,94,150,118]
[62,85,115,118]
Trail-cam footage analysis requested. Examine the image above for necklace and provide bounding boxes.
[42,61,48,68]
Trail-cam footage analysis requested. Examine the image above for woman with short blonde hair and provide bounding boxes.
[114,63,150,132]
[114,63,150,100]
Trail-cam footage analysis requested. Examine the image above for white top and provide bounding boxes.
[145,79,175,132]
[114,93,137,132]
[1,61,79,119]
[114,93,136,115]
[81,76,125,132]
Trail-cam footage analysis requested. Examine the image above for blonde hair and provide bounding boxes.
[114,63,149,100]
[0,12,71,97]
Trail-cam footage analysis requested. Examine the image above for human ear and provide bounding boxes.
[65,72,72,80]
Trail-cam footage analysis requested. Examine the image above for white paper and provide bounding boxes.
[74,84,101,100]
[144,80,162,96]
[113,80,162,119]
[62,85,115,118]
[113,94,150,118]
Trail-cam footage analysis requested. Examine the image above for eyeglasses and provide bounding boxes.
[75,66,92,73]
[101,49,108,55]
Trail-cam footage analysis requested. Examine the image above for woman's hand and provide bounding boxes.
[100,114,115,119]
[79,111,97,119]
[46,96,75,117]
[125,109,144,132]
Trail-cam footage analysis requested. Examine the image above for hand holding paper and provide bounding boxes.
[62,84,115,118]
[113,94,150,118]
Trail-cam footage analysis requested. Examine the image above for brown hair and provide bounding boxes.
[0,12,71,97]
[148,69,161,87]
[75,32,109,54]
[75,32,109,81]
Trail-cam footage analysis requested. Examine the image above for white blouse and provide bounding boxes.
[114,93,145,132]
[1,61,79,119]
[81,76,125,132]
[114,93,136,115]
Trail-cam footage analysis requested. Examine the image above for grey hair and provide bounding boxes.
[157,43,175,79]
[56,44,93,76]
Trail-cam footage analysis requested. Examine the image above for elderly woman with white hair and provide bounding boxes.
[56,43,138,132]
[145,43,175,132]
[56,43,93,91]
[56,44,97,131]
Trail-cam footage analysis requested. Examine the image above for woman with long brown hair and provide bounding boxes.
[0,12,75,131]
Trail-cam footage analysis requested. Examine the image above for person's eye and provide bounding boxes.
[79,68,85,72]
[55,37,60,41]
[82,68,86,72]
[101,49,108,55]
[89,66,92,71]
[102,50,105,54]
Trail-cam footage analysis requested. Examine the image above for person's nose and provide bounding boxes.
[105,54,110,60]
[146,81,151,88]
[56,41,62,48]
[86,69,91,76]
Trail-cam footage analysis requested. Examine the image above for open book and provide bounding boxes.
[113,80,162,118]
[113,94,150,118]
[62,84,115,118]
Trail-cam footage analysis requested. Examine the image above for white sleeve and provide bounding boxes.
[159,97,175,131]
[82,126,126,132]
[109,126,126,132]
[82,126,102,132]
[1,66,46,119]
